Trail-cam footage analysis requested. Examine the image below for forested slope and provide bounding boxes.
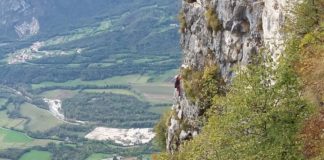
[154,0,324,159]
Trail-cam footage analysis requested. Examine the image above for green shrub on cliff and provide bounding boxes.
[205,7,221,32]
[292,0,322,35]
[178,10,187,33]
[181,65,225,112]
[153,110,172,150]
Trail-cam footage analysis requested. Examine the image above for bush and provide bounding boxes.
[292,0,322,35]
[178,10,187,33]
[153,110,171,150]
[181,65,225,112]
[205,7,221,32]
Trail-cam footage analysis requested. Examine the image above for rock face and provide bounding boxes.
[0,0,40,39]
[166,0,297,153]
[166,97,199,152]
[15,17,40,38]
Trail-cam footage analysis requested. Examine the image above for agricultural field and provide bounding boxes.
[132,83,174,104]
[148,69,178,82]
[31,74,151,89]
[148,106,170,115]
[0,128,56,150]
[82,89,141,99]
[0,98,6,106]
[20,103,64,132]
[34,72,176,106]
[0,128,32,144]
[85,153,113,160]
[19,150,52,160]
[0,111,27,130]
[40,90,78,100]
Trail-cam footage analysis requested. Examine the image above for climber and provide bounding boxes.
[174,75,182,98]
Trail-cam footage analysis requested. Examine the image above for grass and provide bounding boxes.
[41,88,143,101]
[0,98,7,106]
[20,103,63,132]
[87,63,114,68]
[133,83,173,95]
[86,153,112,160]
[133,58,154,64]
[40,89,78,100]
[178,10,187,33]
[34,70,178,106]
[32,74,150,89]
[142,154,152,160]
[148,106,170,114]
[67,64,81,67]
[82,89,140,98]
[132,83,174,103]
[205,7,221,32]
[33,71,177,105]
[149,69,178,83]
[102,74,150,84]
[19,150,52,160]
[0,127,33,143]
[0,111,27,130]
[0,127,57,150]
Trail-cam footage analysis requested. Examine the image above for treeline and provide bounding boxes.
[0,85,49,111]
[27,124,94,142]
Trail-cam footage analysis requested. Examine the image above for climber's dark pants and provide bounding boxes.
[176,87,181,97]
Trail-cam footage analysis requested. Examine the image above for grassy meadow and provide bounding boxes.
[0,128,57,150]
[19,150,52,160]
[20,103,64,132]
[85,153,113,160]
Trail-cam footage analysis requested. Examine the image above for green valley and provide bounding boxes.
[0,0,180,159]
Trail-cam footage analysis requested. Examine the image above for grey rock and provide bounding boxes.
[166,117,180,152]
[179,130,188,140]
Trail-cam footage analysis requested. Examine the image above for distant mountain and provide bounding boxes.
[0,0,181,84]
[0,0,179,40]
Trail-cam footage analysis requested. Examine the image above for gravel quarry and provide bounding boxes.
[85,127,155,146]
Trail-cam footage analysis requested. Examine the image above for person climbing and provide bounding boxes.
[174,75,182,98]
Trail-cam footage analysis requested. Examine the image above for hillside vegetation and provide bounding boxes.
[154,0,324,159]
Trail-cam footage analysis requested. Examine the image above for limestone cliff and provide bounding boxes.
[167,0,298,152]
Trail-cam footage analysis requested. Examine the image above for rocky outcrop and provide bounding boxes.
[166,0,298,153]
[0,0,40,39]
[166,96,199,152]
[15,17,40,38]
